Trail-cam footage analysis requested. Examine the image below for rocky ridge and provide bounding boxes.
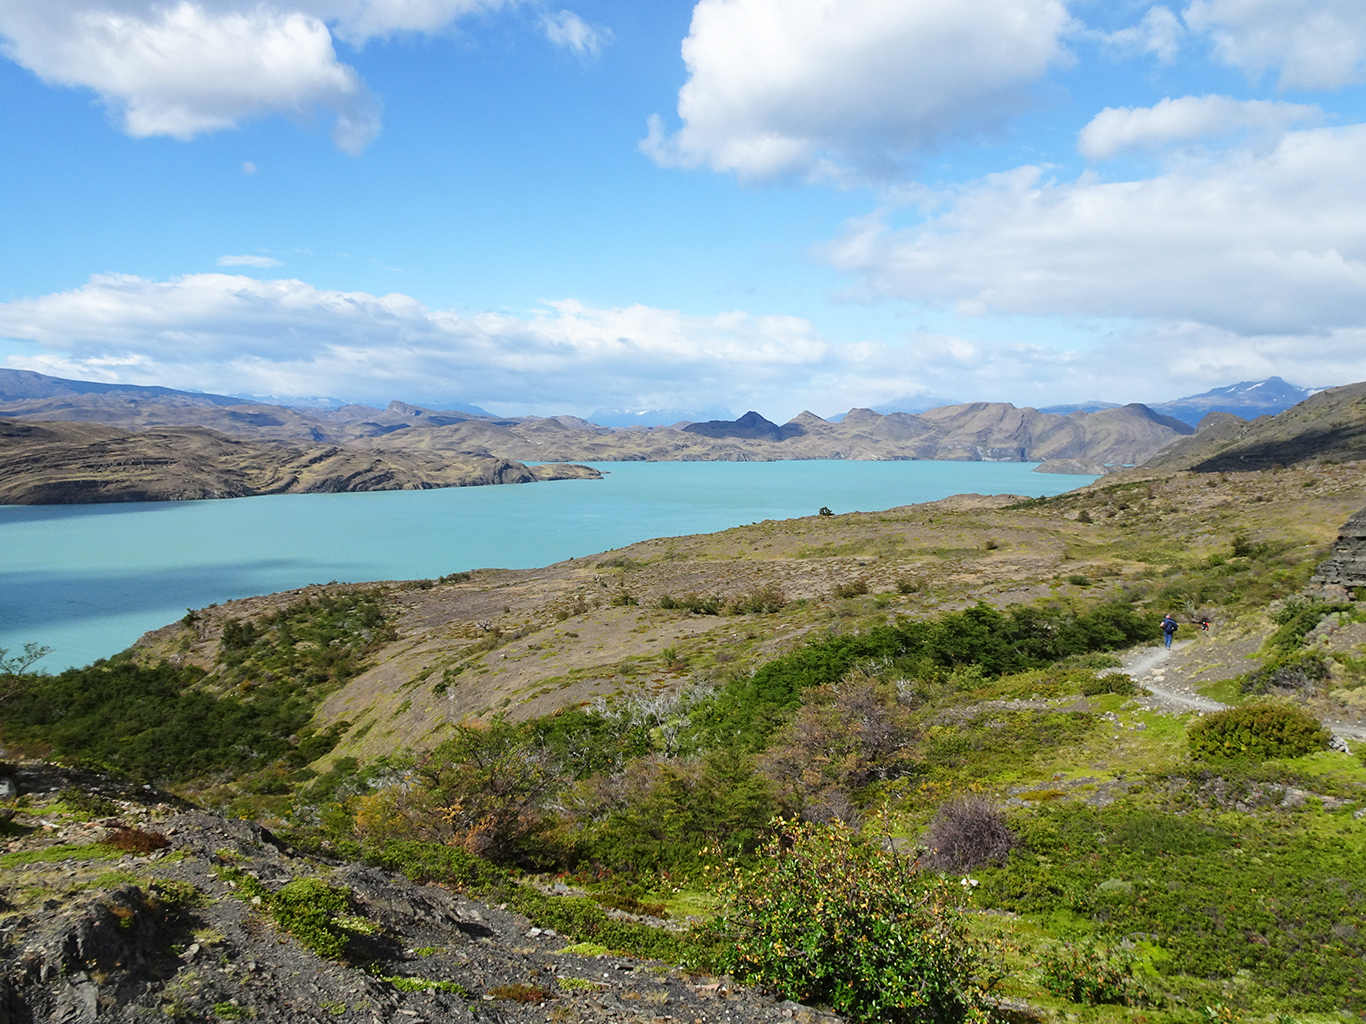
[0,420,599,505]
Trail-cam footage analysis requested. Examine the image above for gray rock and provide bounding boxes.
[1311,508,1366,589]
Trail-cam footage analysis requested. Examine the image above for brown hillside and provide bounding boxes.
[1122,381,1366,474]
[0,420,598,504]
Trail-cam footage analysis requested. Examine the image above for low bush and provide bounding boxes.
[922,798,1016,872]
[833,579,870,599]
[1242,652,1328,695]
[711,818,991,1024]
[1039,942,1144,1006]
[727,586,788,614]
[1187,703,1330,762]
[1080,673,1137,696]
[1265,598,1350,652]
[269,877,353,959]
[101,827,170,854]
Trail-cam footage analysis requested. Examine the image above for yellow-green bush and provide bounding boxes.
[1187,703,1329,762]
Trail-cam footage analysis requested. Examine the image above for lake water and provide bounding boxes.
[0,460,1095,671]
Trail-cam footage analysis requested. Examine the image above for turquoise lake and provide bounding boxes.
[0,460,1095,670]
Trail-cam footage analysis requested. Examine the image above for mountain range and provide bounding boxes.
[0,368,1341,504]
[1039,376,1318,427]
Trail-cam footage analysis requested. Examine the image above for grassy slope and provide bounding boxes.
[124,459,1365,768]
[8,457,1366,1021]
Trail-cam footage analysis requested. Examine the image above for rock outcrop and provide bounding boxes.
[0,420,600,505]
[1311,508,1366,590]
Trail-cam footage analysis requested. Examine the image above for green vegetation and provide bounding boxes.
[8,466,1366,1021]
[1188,703,1331,761]
[657,585,788,615]
[1039,943,1145,1006]
[0,591,388,781]
[984,798,1366,1013]
[710,818,994,1024]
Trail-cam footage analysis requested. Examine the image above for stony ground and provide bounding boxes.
[0,763,844,1024]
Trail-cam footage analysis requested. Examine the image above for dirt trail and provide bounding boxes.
[1109,641,1366,744]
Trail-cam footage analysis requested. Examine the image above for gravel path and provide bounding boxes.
[1109,641,1366,746]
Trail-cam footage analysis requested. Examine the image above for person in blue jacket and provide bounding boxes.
[1160,613,1178,648]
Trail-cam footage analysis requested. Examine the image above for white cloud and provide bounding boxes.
[0,2,380,152]
[0,273,858,414]
[641,0,1072,183]
[314,0,508,44]
[3,272,1362,414]
[0,0,520,152]
[241,161,257,175]
[1078,95,1323,160]
[1184,0,1366,89]
[216,255,282,267]
[1097,5,1184,63]
[540,10,606,57]
[828,124,1366,336]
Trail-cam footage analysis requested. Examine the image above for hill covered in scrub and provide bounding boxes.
[0,419,599,504]
[5,421,1366,1019]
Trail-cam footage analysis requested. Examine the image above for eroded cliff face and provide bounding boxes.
[0,421,599,505]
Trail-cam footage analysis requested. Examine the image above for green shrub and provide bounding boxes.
[658,593,722,615]
[712,819,991,1024]
[0,592,383,782]
[833,579,870,599]
[1188,703,1330,762]
[698,601,1145,750]
[727,586,788,614]
[1039,942,1144,1006]
[1080,673,1137,696]
[269,877,353,959]
[1242,652,1328,695]
[1266,599,1350,653]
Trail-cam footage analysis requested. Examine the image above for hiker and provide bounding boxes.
[1160,613,1178,648]
[1200,617,1211,632]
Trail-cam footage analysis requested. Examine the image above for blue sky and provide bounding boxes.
[2,0,1366,421]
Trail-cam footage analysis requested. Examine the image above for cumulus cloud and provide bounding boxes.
[1078,95,1323,160]
[1184,0,1366,90]
[0,0,517,152]
[0,2,381,152]
[641,0,1072,182]
[217,255,282,267]
[3,272,1361,414]
[0,273,863,414]
[540,9,606,57]
[314,0,507,44]
[1097,6,1184,63]
[827,124,1366,336]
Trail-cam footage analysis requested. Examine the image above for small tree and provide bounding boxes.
[417,720,560,860]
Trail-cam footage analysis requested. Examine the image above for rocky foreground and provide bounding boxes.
[0,762,839,1024]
